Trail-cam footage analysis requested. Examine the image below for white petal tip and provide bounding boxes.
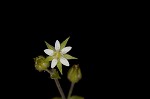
[55,40,60,51]
[51,59,58,68]
[44,49,54,56]
[60,57,69,66]
[61,46,72,54]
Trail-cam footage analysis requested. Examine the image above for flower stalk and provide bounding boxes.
[45,69,66,99]
[54,79,66,99]
[67,83,75,99]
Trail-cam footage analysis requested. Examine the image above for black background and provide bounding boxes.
[4,30,130,99]
[2,11,132,98]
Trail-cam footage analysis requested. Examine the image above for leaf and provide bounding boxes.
[60,37,70,49]
[70,95,84,99]
[51,97,61,99]
[63,54,78,59]
[45,56,53,62]
[45,41,54,50]
[57,61,63,75]
[50,69,61,79]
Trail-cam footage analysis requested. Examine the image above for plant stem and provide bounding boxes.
[45,69,52,74]
[54,79,66,99]
[45,69,66,99]
[67,83,75,99]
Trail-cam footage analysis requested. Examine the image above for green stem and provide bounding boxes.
[45,69,66,99]
[54,79,66,99]
[67,83,75,99]
[45,69,52,74]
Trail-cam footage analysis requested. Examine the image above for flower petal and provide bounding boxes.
[61,46,72,54]
[51,59,58,68]
[60,57,69,66]
[55,40,60,51]
[44,49,54,56]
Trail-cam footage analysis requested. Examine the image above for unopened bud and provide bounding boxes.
[50,69,61,79]
[34,56,49,72]
[67,64,82,83]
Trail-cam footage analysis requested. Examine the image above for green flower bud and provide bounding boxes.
[67,64,82,83]
[34,56,49,72]
[50,69,61,79]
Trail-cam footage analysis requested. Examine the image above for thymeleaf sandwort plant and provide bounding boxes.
[34,37,84,99]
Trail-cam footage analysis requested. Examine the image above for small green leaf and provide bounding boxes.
[51,97,61,99]
[45,56,53,62]
[57,61,62,75]
[70,95,84,99]
[50,69,61,79]
[64,54,78,59]
[60,37,70,49]
[45,41,54,50]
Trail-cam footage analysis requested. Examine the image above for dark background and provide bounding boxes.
[1,9,133,98]
[1,3,140,98]
[4,30,130,99]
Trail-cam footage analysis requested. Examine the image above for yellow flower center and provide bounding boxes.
[53,52,61,59]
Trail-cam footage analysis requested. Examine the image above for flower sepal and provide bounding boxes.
[67,64,82,83]
[50,69,61,79]
[44,37,77,74]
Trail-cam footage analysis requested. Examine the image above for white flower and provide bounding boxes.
[44,40,73,68]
